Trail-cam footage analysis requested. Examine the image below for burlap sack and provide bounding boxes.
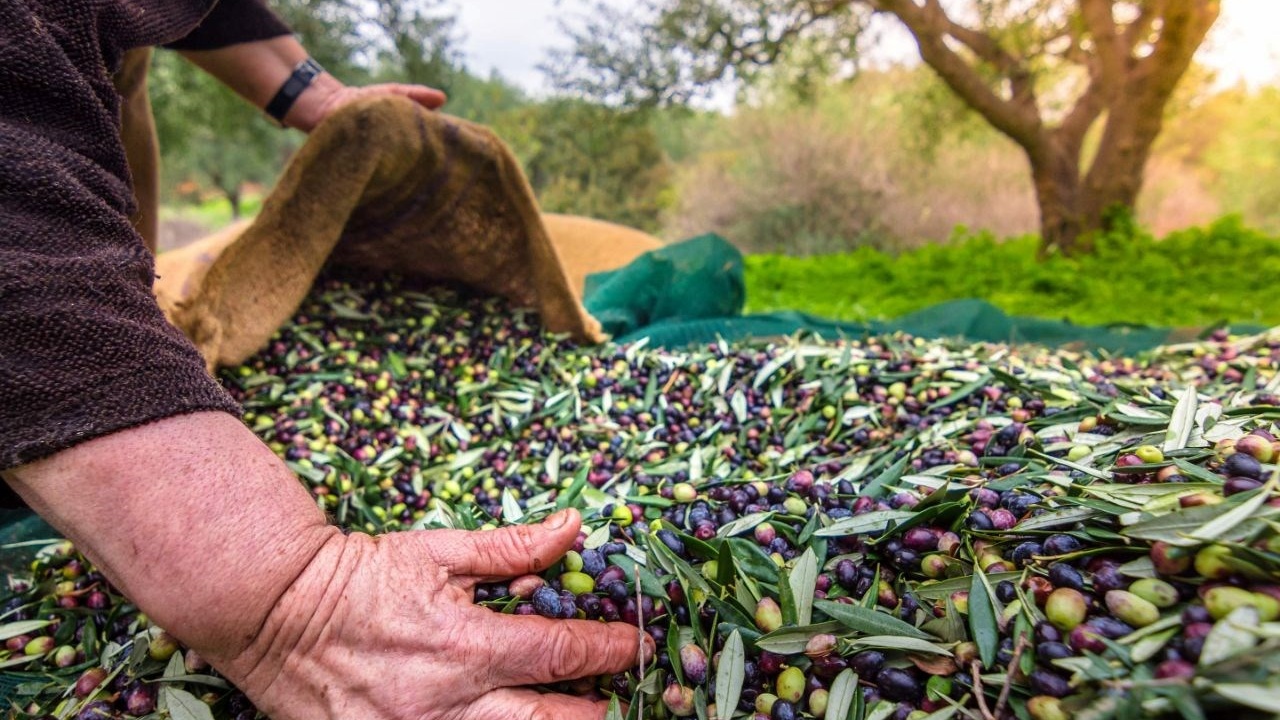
[542,214,663,299]
[154,96,662,370]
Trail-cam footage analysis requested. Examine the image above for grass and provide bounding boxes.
[743,215,1280,329]
[160,194,263,230]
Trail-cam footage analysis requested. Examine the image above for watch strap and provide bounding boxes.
[265,57,324,124]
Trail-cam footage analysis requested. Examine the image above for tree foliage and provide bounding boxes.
[151,0,673,233]
[551,0,1221,255]
[492,101,673,233]
[150,50,292,218]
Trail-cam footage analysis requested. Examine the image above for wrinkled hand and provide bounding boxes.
[287,76,447,133]
[212,509,649,719]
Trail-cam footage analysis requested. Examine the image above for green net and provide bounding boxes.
[0,511,59,577]
[0,513,62,703]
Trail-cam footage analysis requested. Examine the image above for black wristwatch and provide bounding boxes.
[265,57,325,125]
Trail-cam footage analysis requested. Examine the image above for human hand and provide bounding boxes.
[212,509,650,719]
[286,74,447,132]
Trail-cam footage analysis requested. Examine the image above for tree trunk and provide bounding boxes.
[1028,140,1090,257]
[873,0,1220,259]
[227,185,243,220]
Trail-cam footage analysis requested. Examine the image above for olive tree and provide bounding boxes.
[550,0,1220,255]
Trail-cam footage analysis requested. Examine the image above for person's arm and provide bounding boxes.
[179,35,446,133]
[4,411,649,719]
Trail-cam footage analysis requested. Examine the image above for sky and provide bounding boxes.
[453,0,1280,99]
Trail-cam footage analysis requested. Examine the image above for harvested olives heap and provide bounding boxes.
[5,279,1280,720]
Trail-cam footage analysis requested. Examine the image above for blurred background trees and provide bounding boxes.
[152,0,1275,256]
[551,0,1221,256]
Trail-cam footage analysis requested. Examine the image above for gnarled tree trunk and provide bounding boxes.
[877,0,1220,257]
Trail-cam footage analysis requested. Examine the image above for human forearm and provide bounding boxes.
[179,36,324,129]
[181,36,446,133]
[2,412,335,662]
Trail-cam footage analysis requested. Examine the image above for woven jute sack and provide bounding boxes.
[541,213,663,298]
[154,96,659,371]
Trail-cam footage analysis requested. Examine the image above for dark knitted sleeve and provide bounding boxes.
[165,0,292,51]
[0,131,242,471]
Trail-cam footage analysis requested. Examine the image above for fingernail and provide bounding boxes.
[546,509,573,529]
[640,632,656,665]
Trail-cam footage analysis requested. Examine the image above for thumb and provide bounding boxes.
[422,509,582,579]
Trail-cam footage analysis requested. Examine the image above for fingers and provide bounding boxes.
[371,83,447,110]
[463,687,615,720]
[420,509,582,578]
[404,85,447,109]
[483,614,652,687]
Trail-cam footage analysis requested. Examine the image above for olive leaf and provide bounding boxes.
[824,669,859,720]
[0,655,35,670]
[789,548,819,626]
[814,599,932,640]
[861,453,912,499]
[1122,501,1280,546]
[666,618,685,686]
[755,622,846,654]
[584,523,612,550]
[714,630,745,720]
[501,489,523,523]
[716,512,772,539]
[727,538,781,584]
[1026,448,1112,480]
[0,620,51,643]
[1187,485,1274,543]
[716,541,737,587]
[848,635,953,656]
[914,573,1021,601]
[815,510,917,537]
[1011,506,1100,531]
[162,687,215,720]
[1117,556,1157,579]
[922,596,968,644]
[968,567,999,668]
[163,652,185,679]
[606,695,625,720]
[1200,607,1261,667]
[1212,683,1280,713]
[1172,458,1227,484]
[864,700,899,720]
[1163,388,1198,452]
[1118,614,1182,645]
[1129,626,1179,663]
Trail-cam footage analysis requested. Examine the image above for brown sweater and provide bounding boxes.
[0,1,290,471]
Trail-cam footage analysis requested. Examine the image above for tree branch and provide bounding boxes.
[1079,0,1125,97]
[1123,0,1168,52]
[873,0,1042,150]
[1129,0,1219,95]
[1081,0,1220,202]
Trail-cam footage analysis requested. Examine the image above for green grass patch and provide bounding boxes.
[160,194,263,229]
[744,215,1280,328]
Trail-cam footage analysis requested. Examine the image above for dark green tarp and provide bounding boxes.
[0,510,58,577]
[583,234,1248,354]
